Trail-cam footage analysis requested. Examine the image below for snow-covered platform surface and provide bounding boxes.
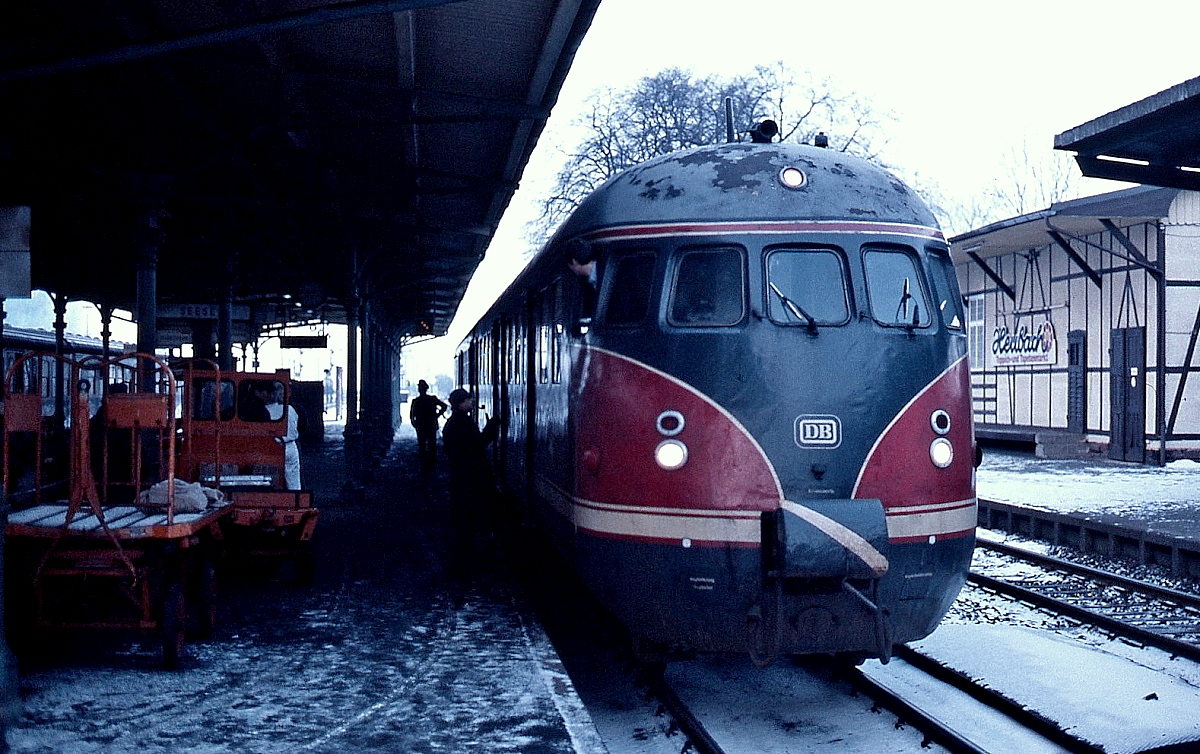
[5,426,606,753]
[977,449,1200,543]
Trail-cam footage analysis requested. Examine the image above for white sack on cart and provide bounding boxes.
[137,479,223,513]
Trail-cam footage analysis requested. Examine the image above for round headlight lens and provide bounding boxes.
[929,437,954,468]
[779,166,807,189]
[655,439,689,470]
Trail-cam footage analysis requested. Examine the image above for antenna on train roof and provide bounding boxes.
[724,97,735,143]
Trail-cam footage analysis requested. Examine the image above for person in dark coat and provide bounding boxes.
[441,388,499,573]
[409,379,447,471]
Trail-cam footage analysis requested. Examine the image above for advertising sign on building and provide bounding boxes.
[990,319,1058,367]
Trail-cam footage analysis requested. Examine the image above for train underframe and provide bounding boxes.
[572,524,972,663]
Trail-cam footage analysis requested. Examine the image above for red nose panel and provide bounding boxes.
[575,347,780,511]
[852,357,975,542]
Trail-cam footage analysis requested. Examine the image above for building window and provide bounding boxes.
[967,296,986,369]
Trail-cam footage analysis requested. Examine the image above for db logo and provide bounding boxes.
[795,415,841,448]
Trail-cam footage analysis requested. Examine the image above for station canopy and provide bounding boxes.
[1055,76,1200,192]
[0,0,600,340]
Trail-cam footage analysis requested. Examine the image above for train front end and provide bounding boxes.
[559,141,976,661]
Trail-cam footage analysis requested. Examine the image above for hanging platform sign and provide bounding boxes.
[279,335,327,349]
[990,320,1058,367]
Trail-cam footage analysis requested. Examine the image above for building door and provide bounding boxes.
[1109,327,1145,462]
[1067,330,1086,434]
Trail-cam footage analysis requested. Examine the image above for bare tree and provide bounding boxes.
[529,64,894,244]
[909,140,1084,237]
[990,140,1081,218]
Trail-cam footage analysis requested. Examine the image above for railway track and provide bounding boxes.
[639,539,1200,754]
[647,647,1103,754]
[972,539,1200,662]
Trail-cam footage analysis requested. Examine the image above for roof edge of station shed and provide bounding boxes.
[1054,76,1200,191]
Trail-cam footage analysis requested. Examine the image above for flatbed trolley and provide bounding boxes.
[3,352,230,667]
[177,365,319,578]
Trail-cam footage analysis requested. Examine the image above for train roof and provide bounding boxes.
[460,143,942,350]
[551,142,941,243]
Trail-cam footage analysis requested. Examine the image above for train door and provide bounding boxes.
[1109,327,1145,462]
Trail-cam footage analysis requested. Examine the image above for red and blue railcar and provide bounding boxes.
[457,133,975,661]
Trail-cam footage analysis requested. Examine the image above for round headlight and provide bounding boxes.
[929,437,954,468]
[655,439,689,470]
[930,409,951,435]
[779,166,807,189]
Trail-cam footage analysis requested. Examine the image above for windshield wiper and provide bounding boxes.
[769,282,818,335]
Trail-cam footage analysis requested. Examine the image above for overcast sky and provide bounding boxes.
[405,0,1199,381]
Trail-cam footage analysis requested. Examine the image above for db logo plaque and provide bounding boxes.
[795,415,841,448]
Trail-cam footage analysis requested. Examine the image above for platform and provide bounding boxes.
[976,448,1200,578]
[5,422,607,753]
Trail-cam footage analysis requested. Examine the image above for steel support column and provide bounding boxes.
[342,297,363,494]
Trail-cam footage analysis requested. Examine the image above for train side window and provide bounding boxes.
[602,252,656,326]
[764,248,850,326]
[668,248,745,327]
[926,249,964,331]
[863,248,932,328]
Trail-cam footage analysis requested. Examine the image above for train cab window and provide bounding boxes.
[601,252,656,325]
[192,378,235,420]
[926,249,965,331]
[765,248,850,326]
[668,248,745,327]
[863,248,932,328]
[237,380,280,422]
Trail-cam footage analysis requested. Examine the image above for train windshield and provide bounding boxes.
[765,249,850,326]
[668,247,745,327]
[863,248,932,328]
[926,249,965,331]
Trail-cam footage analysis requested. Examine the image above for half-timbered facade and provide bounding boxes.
[951,186,1200,463]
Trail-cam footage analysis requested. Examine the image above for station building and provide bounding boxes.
[950,185,1200,463]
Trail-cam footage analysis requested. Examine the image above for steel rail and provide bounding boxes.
[843,668,990,754]
[977,539,1200,609]
[967,572,1200,664]
[889,645,1103,754]
[646,672,726,754]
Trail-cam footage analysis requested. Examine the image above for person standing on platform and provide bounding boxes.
[409,379,447,472]
[267,381,302,490]
[441,388,499,566]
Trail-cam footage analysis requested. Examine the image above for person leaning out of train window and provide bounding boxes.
[566,237,597,288]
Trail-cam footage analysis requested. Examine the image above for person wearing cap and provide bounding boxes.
[441,388,500,561]
[409,379,447,472]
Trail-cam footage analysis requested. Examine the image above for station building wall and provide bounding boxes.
[954,189,1200,462]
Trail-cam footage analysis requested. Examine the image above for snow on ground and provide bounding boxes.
[977,450,1200,532]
